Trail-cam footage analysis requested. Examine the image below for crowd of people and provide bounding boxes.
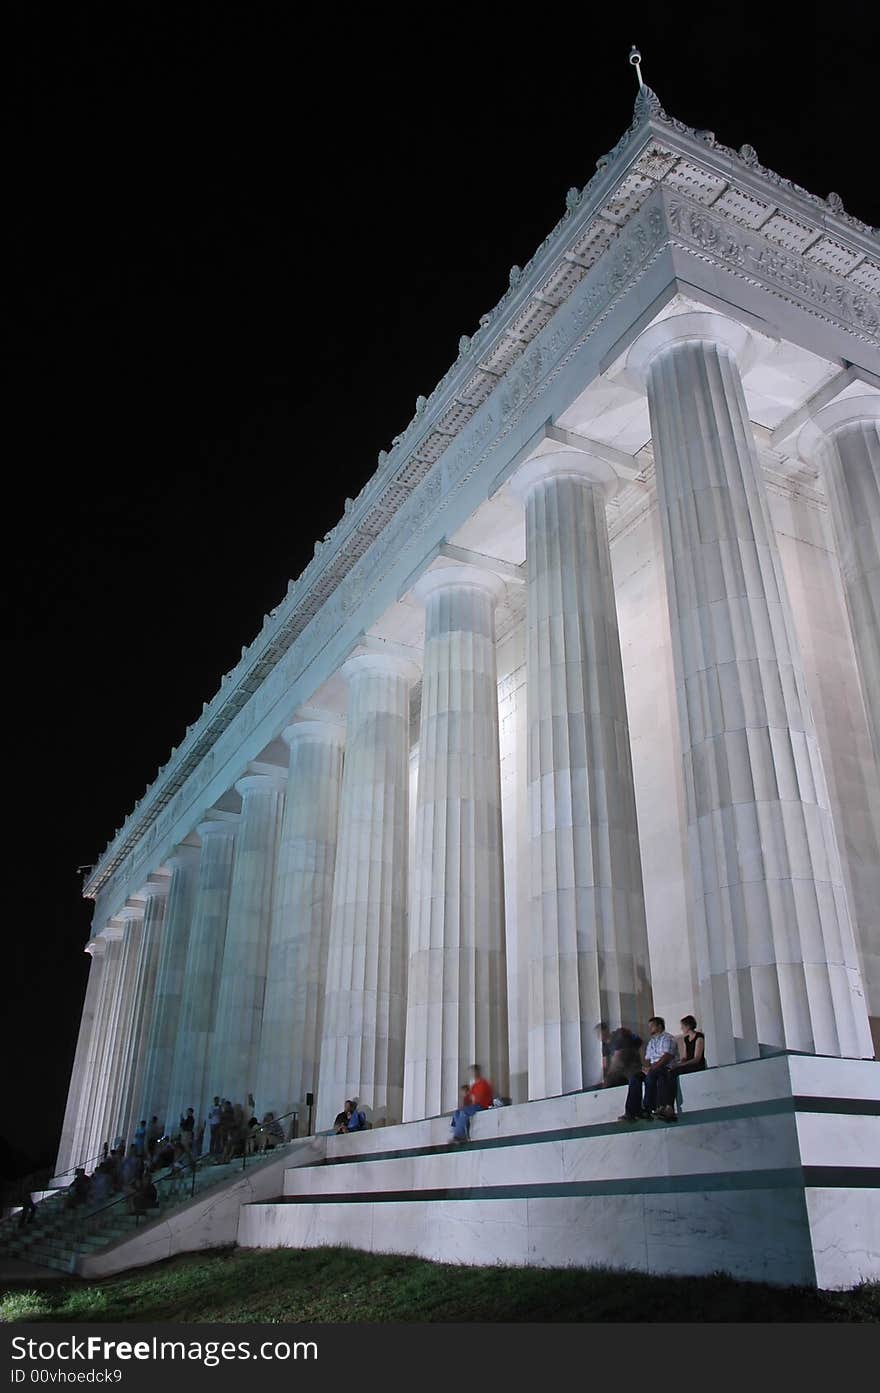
[56,1019,707,1216]
[62,1093,294,1217]
[205,1096,289,1159]
[63,1131,196,1216]
[440,1019,706,1146]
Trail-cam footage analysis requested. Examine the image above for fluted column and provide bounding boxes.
[81,931,124,1161]
[94,913,141,1152]
[256,719,345,1121]
[120,882,170,1143]
[56,939,106,1177]
[510,452,653,1099]
[799,396,880,767]
[627,310,873,1062]
[212,773,286,1109]
[316,652,416,1130]
[137,847,199,1129]
[404,566,509,1120]
[167,818,238,1133]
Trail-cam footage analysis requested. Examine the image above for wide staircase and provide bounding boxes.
[0,1132,306,1276]
[3,1059,876,1287]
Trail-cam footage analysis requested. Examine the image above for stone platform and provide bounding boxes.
[238,1056,880,1289]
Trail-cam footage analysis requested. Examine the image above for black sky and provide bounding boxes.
[6,4,878,1179]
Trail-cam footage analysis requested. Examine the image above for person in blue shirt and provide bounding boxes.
[334,1100,366,1133]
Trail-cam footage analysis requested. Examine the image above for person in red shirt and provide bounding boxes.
[450,1064,494,1142]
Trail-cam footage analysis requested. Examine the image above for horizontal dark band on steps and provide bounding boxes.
[322,1096,880,1169]
[264,1165,880,1206]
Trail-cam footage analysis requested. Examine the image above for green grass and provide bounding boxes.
[2,1246,878,1323]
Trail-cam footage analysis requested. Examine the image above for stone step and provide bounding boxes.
[240,1056,880,1289]
[41,1255,77,1273]
[24,1243,76,1271]
[4,1143,312,1276]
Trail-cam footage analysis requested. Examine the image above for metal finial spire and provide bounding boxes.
[629,45,644,88]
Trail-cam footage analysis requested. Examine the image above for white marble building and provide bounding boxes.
[54,83,880,1282]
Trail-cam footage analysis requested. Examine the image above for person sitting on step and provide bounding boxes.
[65,1168,90,1209]
[344,1099,366,1132]
[258,1111,284,1151]
[450,1064,493,1143]
[643,1016,680,1122]
[129,1173,158,1216]
[609,1025,646,1122]
[669,1015,706,1077]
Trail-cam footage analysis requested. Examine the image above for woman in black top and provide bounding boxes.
[669,1015,706,1075]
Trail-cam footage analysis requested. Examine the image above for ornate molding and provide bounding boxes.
[665,194,880,343]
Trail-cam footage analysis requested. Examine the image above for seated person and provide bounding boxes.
[129,1175,158,1215]
[258,1111,284,1151]
[450,1065,493,1142]
[607,1025,645,1122]
[643,1016,680,1121]
[344,1100,366,1132]
[65,1168,90,1209]
[670,1015,706,1074]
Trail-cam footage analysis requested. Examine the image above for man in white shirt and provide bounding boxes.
[643,1016,680,1121]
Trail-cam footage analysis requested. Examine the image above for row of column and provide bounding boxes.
[627,314,874,1062]
[60,312,877,1175]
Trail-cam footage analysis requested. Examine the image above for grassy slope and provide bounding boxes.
[2,1247,878,1323]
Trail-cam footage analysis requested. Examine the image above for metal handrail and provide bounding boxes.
[237,1109,299,1171]
[69,1113,301,1244]
[50,1144,118,1189]
[70,1148,208,1242]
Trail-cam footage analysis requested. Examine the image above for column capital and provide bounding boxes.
[161,844,201,874]
[98,921,125,940]
[85,937,108,957]
[341,651,420,685]
[412,562,507,606]
[509,449,623,503]
[797,393,880,461]
[235,771,287,798]
[625,310,757,384]
[115,905,143,924]
[282,718,346,749]
[196,817,239,840]
[136,876,172,900]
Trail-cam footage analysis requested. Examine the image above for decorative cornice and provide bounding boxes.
[663,193,880,344]
[83,87,879,902]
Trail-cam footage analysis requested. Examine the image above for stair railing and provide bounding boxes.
[237,1110,299,1173]
[42,1111,303,1258]
[69,1147,214,1246]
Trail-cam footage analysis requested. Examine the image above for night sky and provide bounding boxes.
[6,5,878,1181]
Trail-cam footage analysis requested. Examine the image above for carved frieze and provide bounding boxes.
[666,196,880,342]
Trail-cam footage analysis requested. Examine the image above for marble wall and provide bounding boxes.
[238,1056,880,1289]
